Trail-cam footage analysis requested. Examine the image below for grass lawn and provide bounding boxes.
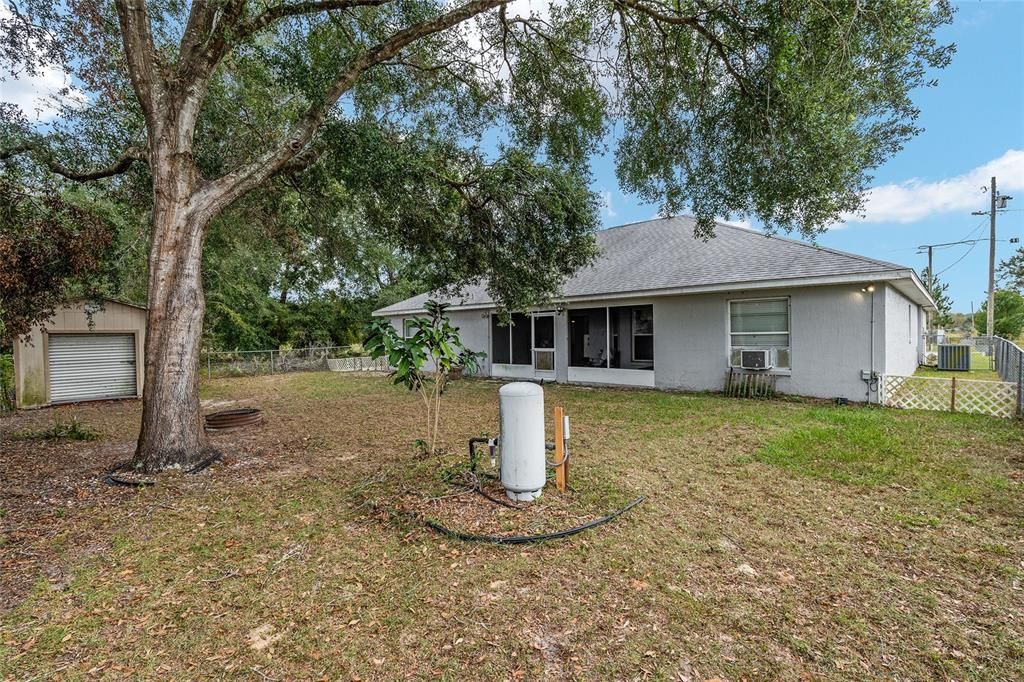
[915,351,1002,382]
[2,373,1022,680]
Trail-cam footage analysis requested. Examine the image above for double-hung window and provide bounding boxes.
[729,298,790,369]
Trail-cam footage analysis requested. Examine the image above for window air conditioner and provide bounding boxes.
[740,349,774,370]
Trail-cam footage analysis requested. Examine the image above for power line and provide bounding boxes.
[934,240,979,277]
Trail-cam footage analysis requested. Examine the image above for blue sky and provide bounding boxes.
[593,0,1024,312]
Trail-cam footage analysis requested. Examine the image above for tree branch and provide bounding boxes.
[236,0,393,40]
[1,143,147,182]
[194,0,510,216]
[176,0,247,86]
[617,0,755,98]
[113,0,166,127]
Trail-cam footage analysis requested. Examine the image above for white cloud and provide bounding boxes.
[723,217,753,230]
[1,66,82,121]
[0,5,84,121]
[599,189,616,218]
[841,149,1024,226]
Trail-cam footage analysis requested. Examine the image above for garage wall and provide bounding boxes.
[13,300,147,408]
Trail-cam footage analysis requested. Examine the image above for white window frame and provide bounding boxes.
[402,319,418,339]
[728,296,791,369]
[630,306,654,363]
[531,312,556,374]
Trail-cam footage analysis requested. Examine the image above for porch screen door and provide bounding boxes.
[532,314,555,373]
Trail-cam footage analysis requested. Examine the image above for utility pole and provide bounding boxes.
[972,177,1013,339]
[926,245,934,337]
[988,176,996,338]
[926,246,933,290]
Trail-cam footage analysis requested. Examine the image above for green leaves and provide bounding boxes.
[921,267,953,329]
[974,290,1024,340]
[364,300,485,454]
[998,246,1024,294]
[321,118,600,316]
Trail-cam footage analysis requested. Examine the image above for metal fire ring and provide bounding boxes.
[204,408,263,431]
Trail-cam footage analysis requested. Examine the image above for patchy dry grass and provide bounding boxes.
[1,372,1023,680]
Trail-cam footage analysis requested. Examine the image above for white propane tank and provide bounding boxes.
[499,382,546,501]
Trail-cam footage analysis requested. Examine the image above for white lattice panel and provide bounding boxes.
[327,357,389,372]
[881,375,1018,418]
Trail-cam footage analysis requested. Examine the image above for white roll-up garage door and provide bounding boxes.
[48,333,137,403]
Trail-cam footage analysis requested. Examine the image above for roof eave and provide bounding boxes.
[372,270,926,316]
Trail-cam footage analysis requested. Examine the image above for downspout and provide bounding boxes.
[869,288,875,403]
[862,285,879,403]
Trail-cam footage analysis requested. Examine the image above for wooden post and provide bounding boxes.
[553,406,567,492]
[950,376,957,413]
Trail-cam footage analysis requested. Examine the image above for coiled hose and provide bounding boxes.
[423,495,645,545]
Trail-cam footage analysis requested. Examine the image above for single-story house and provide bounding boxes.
[13,298,147,409]
[373,217,934,402]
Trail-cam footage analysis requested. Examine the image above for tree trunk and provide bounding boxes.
[130,148,212,473]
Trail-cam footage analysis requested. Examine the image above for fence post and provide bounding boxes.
[270,350,275,374]
[950,376,957,413]
[1018,359,1023,419]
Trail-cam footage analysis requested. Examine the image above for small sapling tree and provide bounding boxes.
[365,301,484,456]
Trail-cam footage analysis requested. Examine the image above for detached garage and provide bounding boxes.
[13,299,147,409]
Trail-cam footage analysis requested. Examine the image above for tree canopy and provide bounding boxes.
[999,246,1024,294]
[2,1,957,318]
[920,266,953,329]
[974,289,1024,341]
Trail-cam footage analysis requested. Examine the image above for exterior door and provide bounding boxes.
[48,333,137,403]
[532,313,556,377]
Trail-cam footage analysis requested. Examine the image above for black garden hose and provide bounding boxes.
[423,496,645,545]
[101,450,223,487]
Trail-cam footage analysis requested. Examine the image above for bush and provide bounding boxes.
[0,353,13,413]
[14,417,99,442]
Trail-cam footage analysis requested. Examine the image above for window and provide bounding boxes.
[402,319,418,338]
[729,298,790,369]
[631,307,654,362]
[491,313,532,365]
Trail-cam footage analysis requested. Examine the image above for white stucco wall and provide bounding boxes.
[652,284,881,401]
[380,281,925,402]
[881,283,923,376]
[386,310,491,375]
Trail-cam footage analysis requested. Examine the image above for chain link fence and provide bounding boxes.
[202,345,385,379]
[991,336,1024,417]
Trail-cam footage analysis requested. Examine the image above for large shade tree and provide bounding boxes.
[1,0,954,472]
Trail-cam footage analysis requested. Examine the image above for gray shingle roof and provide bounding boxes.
[374,216,919,315]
